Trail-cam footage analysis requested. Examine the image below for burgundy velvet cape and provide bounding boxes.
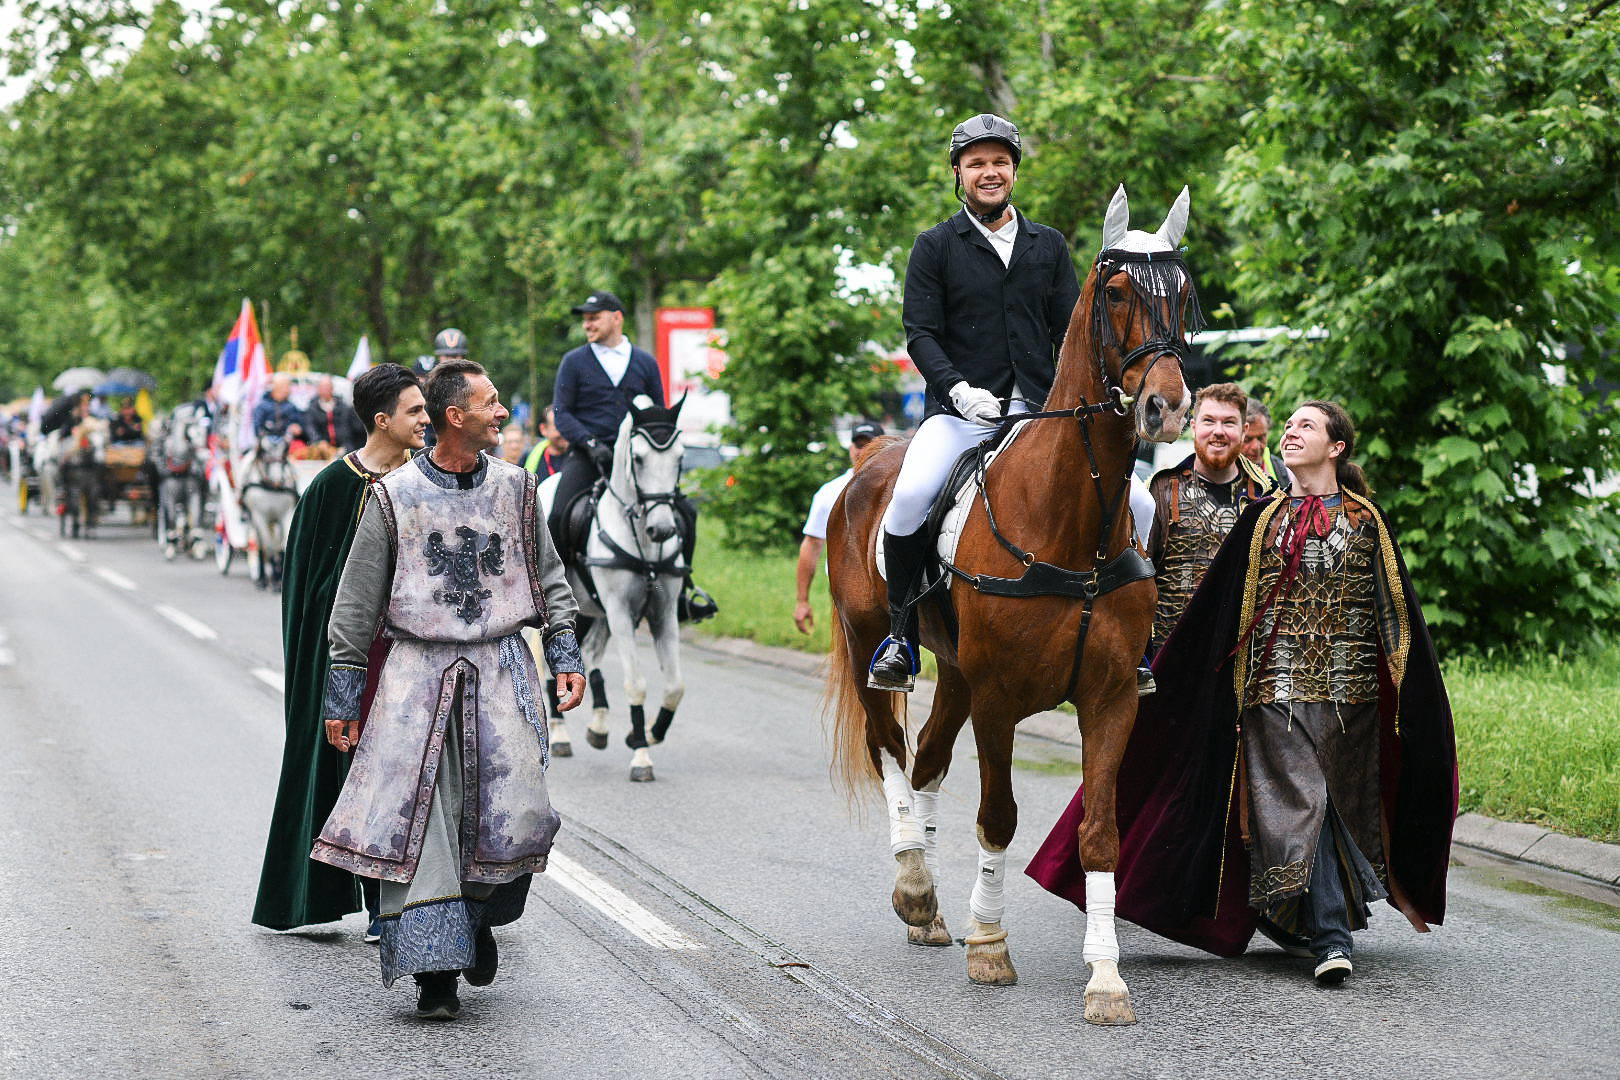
[1025,494,1459,957]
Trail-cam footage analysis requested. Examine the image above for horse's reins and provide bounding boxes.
[935,247,1201,700]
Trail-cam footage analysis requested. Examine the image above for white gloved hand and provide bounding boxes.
[948,381,1002,427]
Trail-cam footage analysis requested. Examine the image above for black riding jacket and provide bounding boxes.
[903,208,1081,420]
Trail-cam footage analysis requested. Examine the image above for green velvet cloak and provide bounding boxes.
[252,454,377,930]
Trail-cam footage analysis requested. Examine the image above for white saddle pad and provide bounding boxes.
[875,419,1033,586]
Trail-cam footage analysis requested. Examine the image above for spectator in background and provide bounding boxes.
[794,421,884,634]
[1243,399,1289,488]
[498,422,529,465]
[109,396,145,444]
[304,375,366,454]
[253,374,307,445]
[524,404,569,478]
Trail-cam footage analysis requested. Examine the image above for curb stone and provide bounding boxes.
[690,631,1620,898]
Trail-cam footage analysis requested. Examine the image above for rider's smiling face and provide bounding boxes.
[956,142,1017,217]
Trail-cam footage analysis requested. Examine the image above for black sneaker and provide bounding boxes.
[463,925,498,987]
[1254,914,1314,959]
[1313,950,1353,986]
[414,972,461,1019]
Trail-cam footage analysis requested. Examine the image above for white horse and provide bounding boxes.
[156,402,212,560]
[239,434,299,590]
[538,397,688,782]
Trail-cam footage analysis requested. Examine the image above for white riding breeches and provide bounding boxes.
[881,402,1032,537]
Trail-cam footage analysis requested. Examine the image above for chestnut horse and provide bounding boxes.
[825,186,1200,1025]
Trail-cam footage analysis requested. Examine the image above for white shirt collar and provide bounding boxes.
[968,207,1019,267]
[589,337,634,385]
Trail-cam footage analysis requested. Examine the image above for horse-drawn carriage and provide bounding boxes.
[102,441,158,533]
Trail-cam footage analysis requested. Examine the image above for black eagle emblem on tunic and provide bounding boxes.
[425,526,505,623]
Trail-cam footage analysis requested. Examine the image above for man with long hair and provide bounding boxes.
[1030,399,1458,988]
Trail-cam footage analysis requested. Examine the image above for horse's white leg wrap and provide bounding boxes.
[912,782,941,882]
[1082,871,1120,964]
[881,758,925,855]
[969,844,1008,926]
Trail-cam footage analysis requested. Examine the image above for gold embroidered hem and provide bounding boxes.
[1250,859,1309,907]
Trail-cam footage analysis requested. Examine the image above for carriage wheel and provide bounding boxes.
[215,532,233,575]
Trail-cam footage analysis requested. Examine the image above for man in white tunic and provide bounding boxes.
[313,359,585,1019]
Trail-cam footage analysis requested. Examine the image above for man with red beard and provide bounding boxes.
[1144,381,1276,657]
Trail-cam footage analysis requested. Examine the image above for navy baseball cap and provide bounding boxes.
[850,420,884,444]
[571,291,625,315]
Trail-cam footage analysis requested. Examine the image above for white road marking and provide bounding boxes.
[154,605,218,641]
[59,546,88,564]
[252,668,285,693]
[93,566,137,590]
[545,851,706,950]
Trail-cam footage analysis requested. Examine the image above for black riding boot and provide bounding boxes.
[868,528,931,692]
[675,493,718,623]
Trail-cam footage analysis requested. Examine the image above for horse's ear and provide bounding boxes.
[1101,184,1130,250]
[1155,186,1190,248]
[669,392,687,422]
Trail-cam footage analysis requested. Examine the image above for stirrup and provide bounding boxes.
[678,583,718,624]
[867,635,919,692]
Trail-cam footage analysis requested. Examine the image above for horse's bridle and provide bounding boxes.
[1089,247,1200,415]
[610,421,682,529]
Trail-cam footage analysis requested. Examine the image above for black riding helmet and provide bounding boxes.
[949,114,1021,223]
[948,113,1022,166]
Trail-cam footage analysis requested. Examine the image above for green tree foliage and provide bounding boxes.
[1218,0,1620,650]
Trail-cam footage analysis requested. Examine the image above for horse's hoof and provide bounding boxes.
[551,739,573,758]
[585,729,608,750]
[1083,958,1137,1025]
[890,848,938,927]
[964,925,1017,986]
[907,915,954,947]
[629,765,655,782]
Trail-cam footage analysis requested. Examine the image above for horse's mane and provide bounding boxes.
[853,433,906,470]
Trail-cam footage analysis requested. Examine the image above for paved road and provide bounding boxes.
[1,501,1617,1079]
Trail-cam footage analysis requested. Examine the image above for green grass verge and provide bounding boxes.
[695,520,1620,843]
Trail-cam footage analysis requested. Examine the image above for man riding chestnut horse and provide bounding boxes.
[827,112,1198,1023]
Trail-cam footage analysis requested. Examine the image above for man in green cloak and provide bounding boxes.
[252,364,429,933]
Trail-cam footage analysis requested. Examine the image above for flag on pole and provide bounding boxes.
[211,299,265,407]
[347,335,373,381]
[237,310,271,449]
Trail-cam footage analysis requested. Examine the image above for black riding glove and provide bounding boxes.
[586,439,614,474]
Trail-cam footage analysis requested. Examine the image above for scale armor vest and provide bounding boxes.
[1150,470,1259,655]
[375,456,546,643]
[1245,502,1381,706]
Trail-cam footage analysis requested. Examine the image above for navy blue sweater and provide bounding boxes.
[552,343,664,445]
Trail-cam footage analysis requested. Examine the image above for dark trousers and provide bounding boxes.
[547,446,599,550]
[1305,812,1355,959]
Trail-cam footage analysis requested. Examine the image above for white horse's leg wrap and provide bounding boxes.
[912,783,941,881]
[969,845,1008,925]
[881,759,925,855]
[1082,870,1120,964]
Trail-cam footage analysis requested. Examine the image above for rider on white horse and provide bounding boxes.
[868,113,1083,691]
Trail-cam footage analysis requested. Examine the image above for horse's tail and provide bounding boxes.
[824,610,889,809]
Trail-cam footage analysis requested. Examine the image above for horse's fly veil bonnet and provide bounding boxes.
[1092,185,1205,362]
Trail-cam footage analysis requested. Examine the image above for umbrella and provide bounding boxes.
[105,366,158,392]
[52,367,106,393]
